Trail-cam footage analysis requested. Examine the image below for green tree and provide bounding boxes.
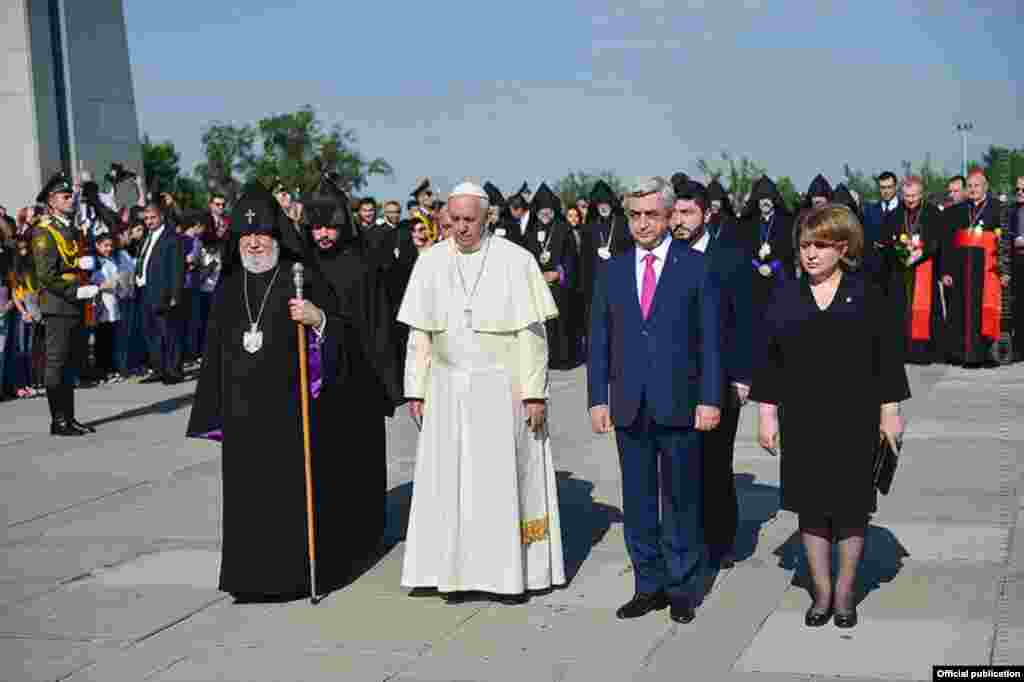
[141,135,182,197]
[841,164,878,203]
[775,176,800,211]
[246,105,392,195]
[981,145,1024,195]
[697,152,767,208]
[552,170,626,208]
[195,122,257,203]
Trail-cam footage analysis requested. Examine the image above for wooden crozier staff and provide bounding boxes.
[292,262,319,604]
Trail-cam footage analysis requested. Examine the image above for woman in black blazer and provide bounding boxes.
[750,204,910,629]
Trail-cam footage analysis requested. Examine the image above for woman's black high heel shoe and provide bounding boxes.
[804,604,832,627]
[833,608,858,628]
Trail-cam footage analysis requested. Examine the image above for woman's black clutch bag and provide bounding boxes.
[874,437,899,495]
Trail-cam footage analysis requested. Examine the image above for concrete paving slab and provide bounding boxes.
[775,561,1001,622]
[887,441,1006,496]
[864,521,1007,564]
[0,582,224,642]
[395,602,672,682]
[0,580,58,607]
[0,538,152,582]
[641,562,795,678]
[202,590,484,655]
[146,647,417,682]
[874,490,1007,525]
[734,610,992,680]
[0,637,105,682]
[90,549,220,589]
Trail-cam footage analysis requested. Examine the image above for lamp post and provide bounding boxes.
[955,121,973,177]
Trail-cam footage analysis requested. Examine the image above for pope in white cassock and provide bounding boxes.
[398,181,566,603]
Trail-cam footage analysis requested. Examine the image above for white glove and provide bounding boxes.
[77,255,96,271]
[76,285,99,300]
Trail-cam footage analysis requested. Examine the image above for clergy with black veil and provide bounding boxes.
[302,170,404,557]
[187,183,355,601]
[398,181,565,602]
[521,182,579,369]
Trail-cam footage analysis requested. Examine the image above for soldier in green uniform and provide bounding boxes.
[32,172,100,436]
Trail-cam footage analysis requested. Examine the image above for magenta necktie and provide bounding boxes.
[640,253,657,319]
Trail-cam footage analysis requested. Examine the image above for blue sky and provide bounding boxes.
[124,0,1022,200]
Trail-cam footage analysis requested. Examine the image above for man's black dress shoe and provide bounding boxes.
[51,419,84,437]
[162,374,184,385]
[804,606,832,627]
[833,608,857,628]
[616,591,668,619]
[669,598,696,624]
[69,419,96,434]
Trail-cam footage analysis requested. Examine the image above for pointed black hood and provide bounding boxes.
[802,174,833,209]
[586,179,623,222]
[741,175,789,220]
[302,170,360,250]
[529,182,561,213]
[832,183,862,219]
[706,178,735,218]
[483,181,505,207]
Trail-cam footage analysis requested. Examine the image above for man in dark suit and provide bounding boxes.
[862,171,901,249]
[588,176,723,624]
[672,181,754,570]
[1010,175,1024,362]
[135,203,185,384]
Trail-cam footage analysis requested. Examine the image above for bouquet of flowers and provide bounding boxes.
[878,233,916,271]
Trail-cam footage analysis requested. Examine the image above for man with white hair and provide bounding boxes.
[398,180,566,603]
[187,183,353,601]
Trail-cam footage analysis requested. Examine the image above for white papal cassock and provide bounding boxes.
[398,234,566,594]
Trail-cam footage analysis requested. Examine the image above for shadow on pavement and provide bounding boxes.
[733,472,781,562]
[773,523,910,606]
[85,392,195,428]
[555,470,622,582]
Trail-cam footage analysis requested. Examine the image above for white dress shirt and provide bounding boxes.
[634,235,672,302]
[882,196,899,213]
[691,231,711,253]
[136,225,164,287]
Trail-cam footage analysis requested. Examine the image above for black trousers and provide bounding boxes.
[701,406,742,560]
[93,322,116,376]
[43,315,83,389]
[140,297,182,378]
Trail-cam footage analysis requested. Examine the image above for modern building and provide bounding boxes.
[1,0,142,211]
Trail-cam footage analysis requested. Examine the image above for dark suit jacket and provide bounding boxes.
[701,234,754,390]
[139,225,184,312]
[862,200,900,247]
[588,239,723,428]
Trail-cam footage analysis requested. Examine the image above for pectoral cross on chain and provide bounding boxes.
[245,209,256,224]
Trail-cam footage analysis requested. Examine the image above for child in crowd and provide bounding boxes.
[9,234,42,397]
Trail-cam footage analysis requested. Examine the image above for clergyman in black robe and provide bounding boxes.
[303,173,404,557]
[522,182,578,369]
[738,176,796,309]
[578,180,633,340]
[186,183,355,600]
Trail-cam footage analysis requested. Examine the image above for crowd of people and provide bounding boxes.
[2,166,1019,408]
[2,161,1021,627]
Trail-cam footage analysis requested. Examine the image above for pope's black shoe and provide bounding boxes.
[616,591,668,619]
[669,597,696,624]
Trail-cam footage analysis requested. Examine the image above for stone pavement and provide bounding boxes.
[0,362,1020,681]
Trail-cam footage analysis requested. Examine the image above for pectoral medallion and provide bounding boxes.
[758,264,773,278]
[597,247,611,260]
[539,250,551,265]
[243,323,264,353]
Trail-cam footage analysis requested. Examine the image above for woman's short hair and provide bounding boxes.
[799,204,864,267]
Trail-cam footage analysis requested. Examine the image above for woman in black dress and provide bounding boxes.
[751,204,909,629]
